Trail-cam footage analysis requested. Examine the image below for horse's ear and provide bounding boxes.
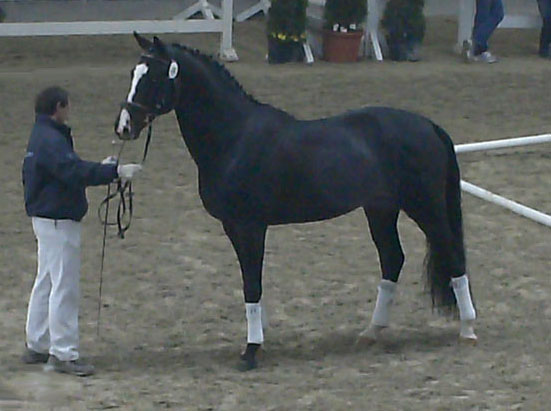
[134,31,153,51]
[153,36,170,59]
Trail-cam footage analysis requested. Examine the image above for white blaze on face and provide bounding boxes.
[116,63,149,136]
[116,108,131,136]
[127,63,149,103]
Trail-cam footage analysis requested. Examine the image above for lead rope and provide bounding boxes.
[96,123,153,336]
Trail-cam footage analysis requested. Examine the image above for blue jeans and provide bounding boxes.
[473,0,504,54]
[538,0,551,54]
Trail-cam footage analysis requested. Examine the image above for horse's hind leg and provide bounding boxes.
[360,207,404,341]
[222,220,268,370]
[404,199,477,342]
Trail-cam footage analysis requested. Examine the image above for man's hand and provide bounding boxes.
[101,156,118,165]
[117,164,142,182]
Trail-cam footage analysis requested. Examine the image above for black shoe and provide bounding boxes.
[22,348,49,364]
[45,356,95,377]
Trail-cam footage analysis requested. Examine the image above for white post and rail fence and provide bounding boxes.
[455,134,551,228]
[0,0,238,61]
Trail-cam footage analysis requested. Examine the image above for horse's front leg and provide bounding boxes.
[223,220,268,371]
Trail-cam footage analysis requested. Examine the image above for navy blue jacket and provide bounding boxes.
[22,115,118,221]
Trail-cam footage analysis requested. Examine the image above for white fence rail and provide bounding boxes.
[455,134,551,154]
[461,180,551,227]
[456,134,551,228]
[0,0,238,61]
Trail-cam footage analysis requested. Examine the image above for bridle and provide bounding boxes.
[99,52,181,238]
[119,53,182,125]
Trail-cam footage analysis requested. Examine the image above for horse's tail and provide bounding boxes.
[425,123,466,314]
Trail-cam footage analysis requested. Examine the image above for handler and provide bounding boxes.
[21,86,141,376]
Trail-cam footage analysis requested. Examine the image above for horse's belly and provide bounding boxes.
[265,205,358,225]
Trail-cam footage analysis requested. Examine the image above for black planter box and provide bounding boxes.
[387,37,421,62]
[268,37,305,64]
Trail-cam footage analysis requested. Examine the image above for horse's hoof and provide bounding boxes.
[356,325,386,346]
[238,343,261,371]
[459,335,478,345]
[237,356,257,371]
[459,321,477,345]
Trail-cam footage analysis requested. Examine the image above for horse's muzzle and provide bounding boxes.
[115,108,140,140]
[115,102,154,140]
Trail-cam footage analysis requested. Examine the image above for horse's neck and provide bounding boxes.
[174,86,256,170]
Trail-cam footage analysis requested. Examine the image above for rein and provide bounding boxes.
[96,123,153,336]
[97,122,153,238]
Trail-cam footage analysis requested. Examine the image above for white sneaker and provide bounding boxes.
[462,40,498,64]
[476,51,498,63]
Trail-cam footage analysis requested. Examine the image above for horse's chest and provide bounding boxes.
[198,171,264,222]
[197,173,239,220]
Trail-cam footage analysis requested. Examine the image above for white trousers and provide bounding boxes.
[26,217,81,361]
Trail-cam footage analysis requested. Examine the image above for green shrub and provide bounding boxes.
[324,0,367,32]
[381,0,426,43]
[267,0,308,43]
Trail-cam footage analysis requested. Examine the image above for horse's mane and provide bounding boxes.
[171,43,261,105]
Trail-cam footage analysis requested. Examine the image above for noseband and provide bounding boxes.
[120,101,157,122]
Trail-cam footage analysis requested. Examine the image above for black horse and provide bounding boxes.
[115,33,478,370]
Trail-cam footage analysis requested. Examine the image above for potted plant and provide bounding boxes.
[267,0,308,64]
[381,0,426,62]
[323,0,367,62]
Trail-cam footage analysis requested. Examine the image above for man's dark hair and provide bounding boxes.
[34,86,69,115]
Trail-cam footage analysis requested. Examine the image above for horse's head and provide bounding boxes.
[115,33,181,140]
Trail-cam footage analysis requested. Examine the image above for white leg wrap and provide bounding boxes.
[371,279,397,327]
[451,275,476,321]
[246,303,263,344]
[451,275,477,341]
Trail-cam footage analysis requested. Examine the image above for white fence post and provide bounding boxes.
[220,0,238,61]
[457,0,475,52]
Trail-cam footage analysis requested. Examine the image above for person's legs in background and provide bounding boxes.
[537,0,551,57]
[472,0,504,57]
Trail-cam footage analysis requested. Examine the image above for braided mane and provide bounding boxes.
[171,43,261,105]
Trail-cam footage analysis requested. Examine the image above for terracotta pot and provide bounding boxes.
[323,30,363,63]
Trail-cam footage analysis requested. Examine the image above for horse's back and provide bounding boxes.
[343,106,453,171]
